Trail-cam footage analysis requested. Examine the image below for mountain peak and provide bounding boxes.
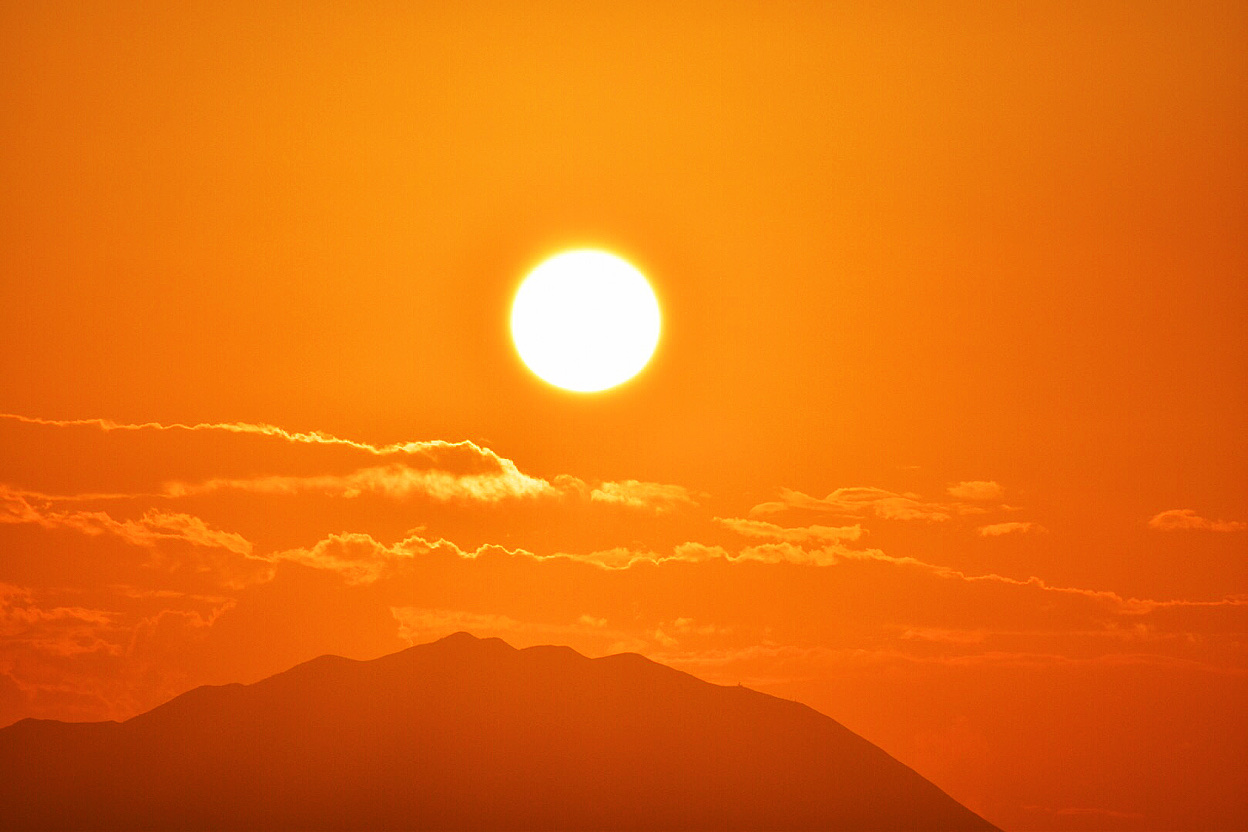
[437,629,481,643]
[424,630,517,653]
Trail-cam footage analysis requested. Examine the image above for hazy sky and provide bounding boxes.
[2,3,1246,830]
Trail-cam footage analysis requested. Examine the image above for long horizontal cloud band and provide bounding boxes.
[5,484,1244,618]
[1,414,697,512]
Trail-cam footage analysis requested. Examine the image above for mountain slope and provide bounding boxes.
[0,632,999,830]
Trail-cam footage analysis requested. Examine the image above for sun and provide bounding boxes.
[511,249,661,393]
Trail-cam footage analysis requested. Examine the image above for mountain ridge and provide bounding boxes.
[0,631,1000,831]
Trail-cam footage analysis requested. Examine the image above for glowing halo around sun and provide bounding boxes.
[511,249,661,393]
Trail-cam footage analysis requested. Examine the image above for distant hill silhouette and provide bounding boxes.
[0,632,999,830]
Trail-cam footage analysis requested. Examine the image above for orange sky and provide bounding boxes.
[2,2,1246,829]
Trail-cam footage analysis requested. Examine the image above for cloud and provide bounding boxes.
[3,412,558,504]
[13,407,1233,626]
[650,628,679,648]
[715,517,864,543]
[266,530,860,575]
[168,470,699,511]
[664,617,728,637]
[589,480,699,512]
[0,488,271,589]
[3,413,700,515]
[1148,509,1246,532]
[0,584,239,725]
[165,462,551,503]
[263,525,1248,618]
[711,537,1248,616]
[266,532,529,585]
[0,413,512,461]
[568,547,669,569]
[0,584,120,658]
[935,567,1248,615]
[1,488,252,556]
[900,627,989,645]
[947,481,1005,501]
[731,542,854,566]
[978,521,1046,537]
[750,486,959,521]
[670,542,730,563]
[269,533,403,585]
[540,542,725,570]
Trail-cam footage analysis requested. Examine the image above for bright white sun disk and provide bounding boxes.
[511,250,661,392]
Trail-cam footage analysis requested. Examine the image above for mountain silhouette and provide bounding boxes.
[0,632,999,830]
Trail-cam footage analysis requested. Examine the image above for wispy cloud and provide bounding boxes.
[165,463,551,503]
[750,486,972,522]
[4,413,699,512]
[1148,509,1246,532]
[265,525,1248,617]
[589,480,699,512]
[714,517,864,543]
[0,584,120,658]
[6,413,1241,630]
[11,473,1242,619]
[168,470,698,511]
[1,488,252,556]
[978,521,1046,537]
[0,584,242,724]
[0,488,270,589]
[0,413,505,460]
[899,627,989,645]
[266,532,526,585]
[947,481,1005,501]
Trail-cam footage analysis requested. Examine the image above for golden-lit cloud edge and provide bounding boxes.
[1,413,697,512]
